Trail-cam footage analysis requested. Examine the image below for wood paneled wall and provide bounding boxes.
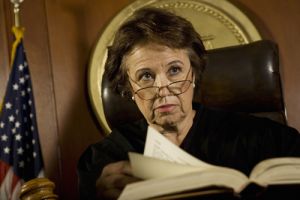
[0,0,299,199]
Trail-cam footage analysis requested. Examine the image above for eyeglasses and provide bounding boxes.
[128,68,193,100]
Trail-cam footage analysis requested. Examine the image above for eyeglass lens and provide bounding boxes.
[135,80,192,100]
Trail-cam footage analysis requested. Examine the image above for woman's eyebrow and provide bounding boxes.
[166,60,184,66]
[135,67,152,74]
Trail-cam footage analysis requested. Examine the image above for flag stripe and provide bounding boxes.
[10,172,20,197]
[0,161,10,186]
[0,168,20,200]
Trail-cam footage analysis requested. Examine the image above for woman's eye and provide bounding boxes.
[139,72,153,81]
[169,66,182,75]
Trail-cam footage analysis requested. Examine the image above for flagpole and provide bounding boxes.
[10,0,24,27]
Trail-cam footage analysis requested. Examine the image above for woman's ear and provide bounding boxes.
[192,71,196,88]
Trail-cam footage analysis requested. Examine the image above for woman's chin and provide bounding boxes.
[154,114,181,126]
[149,108,185,128]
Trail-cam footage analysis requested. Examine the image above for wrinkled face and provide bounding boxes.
[124,43,195,131]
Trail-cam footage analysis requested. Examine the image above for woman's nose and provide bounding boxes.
[155,73,169,86]
[155,75,172,97]
[158,86,172,97]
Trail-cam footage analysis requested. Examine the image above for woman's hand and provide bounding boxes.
[96,161,141,200]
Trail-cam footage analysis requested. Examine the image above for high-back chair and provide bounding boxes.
[100,40,286,134]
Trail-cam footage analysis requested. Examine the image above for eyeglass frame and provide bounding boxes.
[127,67,194,100]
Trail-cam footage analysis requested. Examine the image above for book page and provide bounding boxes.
[129,152,206,179]
[249,157,300,184]
[118,166,248,200]
[144,126,212,167]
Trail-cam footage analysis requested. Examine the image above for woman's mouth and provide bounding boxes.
[155,104,176,113]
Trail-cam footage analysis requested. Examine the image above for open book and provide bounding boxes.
[118,126,300,200]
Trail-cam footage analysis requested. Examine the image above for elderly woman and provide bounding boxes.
[77,8,300,199]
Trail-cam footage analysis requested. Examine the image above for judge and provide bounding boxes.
[77,7,300,200]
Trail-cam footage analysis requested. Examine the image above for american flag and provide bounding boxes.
[0,28,44,199]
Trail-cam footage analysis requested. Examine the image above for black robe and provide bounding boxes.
[77,105,300,199]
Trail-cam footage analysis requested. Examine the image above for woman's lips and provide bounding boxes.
[155,104,176,112]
